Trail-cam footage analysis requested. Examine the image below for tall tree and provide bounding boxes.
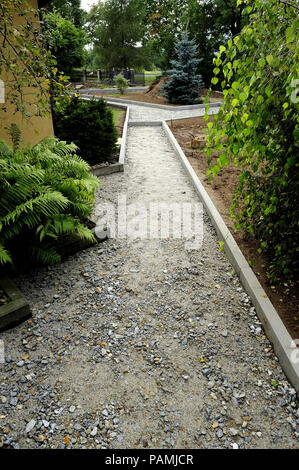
[187,0,248,86]
[162,33,204,104]
[142,0,188,70]
[87,0,148,70]
[47,0,86,28]
[43,10,87,76]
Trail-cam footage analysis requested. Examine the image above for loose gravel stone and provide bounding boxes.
[0,102,297,449]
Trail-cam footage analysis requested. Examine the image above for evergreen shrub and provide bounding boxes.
[54,96,118,165]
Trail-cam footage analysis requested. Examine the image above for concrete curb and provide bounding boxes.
[91,162,124,177]
[119,104,130,167]
[162,120,299,393]
[78,87,147,94]
[129,121,162,127]
[84,94,223,111]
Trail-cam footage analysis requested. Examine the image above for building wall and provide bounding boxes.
[0,0,54,146]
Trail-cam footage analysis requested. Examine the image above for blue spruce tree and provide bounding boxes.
[162,33,204,105]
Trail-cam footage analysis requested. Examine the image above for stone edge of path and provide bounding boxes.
[0,277,31,331]
[162,120,299,394]
[80,95,130,176]
[82,92,222,111]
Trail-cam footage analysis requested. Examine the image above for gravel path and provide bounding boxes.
[0,104,298,450]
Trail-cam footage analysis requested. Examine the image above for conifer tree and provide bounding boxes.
[162,33,204,104]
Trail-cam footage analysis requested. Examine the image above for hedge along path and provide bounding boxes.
[0,100,297,450]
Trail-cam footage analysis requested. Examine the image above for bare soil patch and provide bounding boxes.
[168,116,299,339]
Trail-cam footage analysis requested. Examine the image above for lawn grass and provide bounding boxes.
[110,108,123,123]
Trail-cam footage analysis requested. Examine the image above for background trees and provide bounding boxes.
[80,0,248,85]
[43,10,87,76]
[86,0,149,70]
[187,0,247,85]
[47,0,86,28]
[142,0,188,70]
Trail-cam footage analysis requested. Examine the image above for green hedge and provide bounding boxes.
[54,96,118,166]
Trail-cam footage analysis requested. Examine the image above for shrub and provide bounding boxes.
[54,96,118,165]
[205,0,299,280]
[0,134,99,269]
[162,33,204,105]
[114,73,129,94]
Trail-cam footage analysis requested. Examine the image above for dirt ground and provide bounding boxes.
[94,78,223,106]
[168,116,299,340]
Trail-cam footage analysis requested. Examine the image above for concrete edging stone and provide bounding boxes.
[0,277,31,331]
[162,120,299,393]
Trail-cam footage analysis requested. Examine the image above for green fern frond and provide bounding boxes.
[75,223,96,243]
[0,244,12,265]
[0,136,99,267]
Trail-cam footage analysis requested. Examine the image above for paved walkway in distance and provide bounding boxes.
[0,101,298,450]
[128,102,220,122]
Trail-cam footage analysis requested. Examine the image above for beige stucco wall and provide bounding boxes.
[0,0,54,146]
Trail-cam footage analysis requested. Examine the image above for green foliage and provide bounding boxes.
[86,0,149,70]
[114,73,129,94]
[43,10,87,76]
[187,0,248,86]
[54,95,118,166]
[142,0,188,70]
[0,133,99,268]
[205,0,299,279]
[162,33,204,104]
[47,0,86,28]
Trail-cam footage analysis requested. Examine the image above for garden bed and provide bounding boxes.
[93,77,223,106]
[168,116,299,339]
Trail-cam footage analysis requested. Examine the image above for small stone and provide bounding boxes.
[26,419,36,433]
[232,397,239,408]
[229,428,238,436]
[90,427,98,437]
[232,443,239,450]
[69,406,76,413]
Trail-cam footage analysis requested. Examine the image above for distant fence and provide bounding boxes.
[69,69,145,87]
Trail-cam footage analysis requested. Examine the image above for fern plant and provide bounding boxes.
[0,134,100,268]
